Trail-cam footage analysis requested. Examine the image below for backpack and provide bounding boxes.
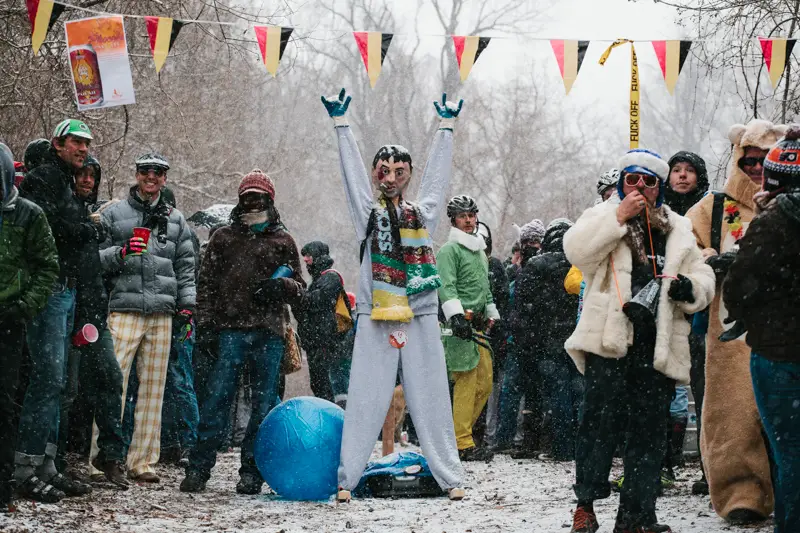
[321,269,354,334]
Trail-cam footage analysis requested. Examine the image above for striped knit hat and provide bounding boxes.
[763,125,800,192]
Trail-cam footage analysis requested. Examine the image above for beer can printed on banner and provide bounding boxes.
[69,45,104,108]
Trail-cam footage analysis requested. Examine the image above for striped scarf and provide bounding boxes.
[370,197,441,322]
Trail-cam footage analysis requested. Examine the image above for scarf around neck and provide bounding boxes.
[624,205,672,264]
[370,196,441,322]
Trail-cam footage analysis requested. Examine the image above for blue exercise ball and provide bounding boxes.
[254,396,345,500]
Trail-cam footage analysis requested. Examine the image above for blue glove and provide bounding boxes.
[321,88,352,118]
[433,93,464,119]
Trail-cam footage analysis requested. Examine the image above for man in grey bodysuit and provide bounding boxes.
[321,89,466,501]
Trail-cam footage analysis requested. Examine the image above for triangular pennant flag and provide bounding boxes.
[651,40,692,94]
[759,37,797,89]
[353,32,393,88]
[453,36,491,82]
[254,26,293,77]
[26,0,65,55]
[550,40,590,94]
[145,17,185,73]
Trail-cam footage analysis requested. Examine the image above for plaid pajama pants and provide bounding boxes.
[90,312,172,476]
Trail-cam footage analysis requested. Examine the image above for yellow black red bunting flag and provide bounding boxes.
[353,32,393,88]
[550,40,590,94]
[759,38,797,89]
[453,36,491,82]
[254,26,293,77]
[27,0,66,55]
[145,16,185,73]
[651,40,691,94]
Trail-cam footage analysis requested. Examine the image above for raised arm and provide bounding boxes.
[322,88,373,239]
[417,94,464,234]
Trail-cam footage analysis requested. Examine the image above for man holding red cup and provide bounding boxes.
[95,153,196,482]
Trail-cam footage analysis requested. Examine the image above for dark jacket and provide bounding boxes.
[73,160,109,332]
[19,146,97,281]
[99,187,196,315]
[511,226,578,352]
[0,147,59,320]
[664,151,710,216]
[723,193,800,362]
[297,242,345,351]
[195,215,305,337]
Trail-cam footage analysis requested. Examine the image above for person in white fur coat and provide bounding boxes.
[563,149,716,533]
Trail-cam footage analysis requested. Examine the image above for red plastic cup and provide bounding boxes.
[72,324,99,346]
[133,227,151,243]
[132,227,151,254]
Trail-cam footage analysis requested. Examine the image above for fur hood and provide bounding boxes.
[725,119,788,210]
[563,199,716,384]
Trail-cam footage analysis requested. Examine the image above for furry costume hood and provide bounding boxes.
[725,119,788,210]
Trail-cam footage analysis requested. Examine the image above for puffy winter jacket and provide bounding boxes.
[511,227,577,351]
[19,146,97,281]
[99,187,196,315]
[0,148,59,320]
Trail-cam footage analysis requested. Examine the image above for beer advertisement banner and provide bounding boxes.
[64,16,135,111]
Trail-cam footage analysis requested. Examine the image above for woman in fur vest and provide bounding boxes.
[564,149,715,533]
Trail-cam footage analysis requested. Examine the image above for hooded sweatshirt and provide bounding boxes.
[665,151,710,216]
[0,144,59,319]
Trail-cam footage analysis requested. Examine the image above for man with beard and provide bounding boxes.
[686,120,787,524]
[438,195,500,462]
[16,119,98,500]
[565,149,715,533]
[321,88,466,502]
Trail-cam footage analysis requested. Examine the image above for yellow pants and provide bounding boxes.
[90,312,172,477]
[451,343,493,450]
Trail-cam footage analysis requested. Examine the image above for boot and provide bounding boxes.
[236,472,263,495]
[91,457,130,490]
[670,419,687,468]
[336,488,351,503]
[570,505,599,533]
[458,446,494,462]
[180,471,208,493]
[691,470,708,495]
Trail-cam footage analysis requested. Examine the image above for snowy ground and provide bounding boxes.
[0,447,773,533]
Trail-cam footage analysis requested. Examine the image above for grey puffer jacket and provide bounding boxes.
[99,187,196,315]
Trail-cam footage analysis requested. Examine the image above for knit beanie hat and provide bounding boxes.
[238,169,275,200]
[763,125,800,192]
[519,218,545,243]
[617,149,670,207]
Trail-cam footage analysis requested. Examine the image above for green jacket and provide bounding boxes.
[437,227,499,372]
[0,187,60,320]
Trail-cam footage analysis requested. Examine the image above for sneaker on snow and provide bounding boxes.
[570,506,599,533]
[611,474,624,492]
[660,468,676,490]
[448,487,465,500]
[632,524,672,533]
[458,446,494,462]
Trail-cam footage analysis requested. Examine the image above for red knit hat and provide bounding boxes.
[238,169,275,199]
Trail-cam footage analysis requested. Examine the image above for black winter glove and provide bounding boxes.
[706,251,737,278]
[667,274,695,304]
[487,318,504,338]
[77,222,98,244]
[253,278,286,304]
[449,314,472,340]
